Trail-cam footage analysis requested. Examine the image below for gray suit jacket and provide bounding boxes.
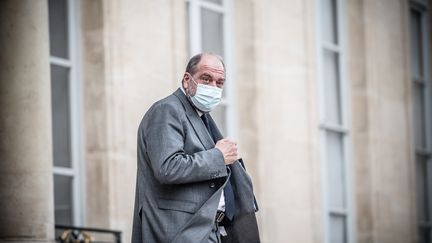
[132,89,258,243]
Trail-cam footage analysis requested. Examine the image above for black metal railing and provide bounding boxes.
[55,225,122,243]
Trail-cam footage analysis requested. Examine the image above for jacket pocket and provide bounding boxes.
[158,198,198,214]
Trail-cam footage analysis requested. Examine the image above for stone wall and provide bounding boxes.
[77,0,426,242]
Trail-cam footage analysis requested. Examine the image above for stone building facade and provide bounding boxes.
[0,0,431,243]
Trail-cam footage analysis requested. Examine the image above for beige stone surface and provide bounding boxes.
[348,1,376,242]
[233,0,258,185]
[81,0,111,229]
[247,0,322,242]
[349,0,417,242]
[81,0,188,241]
[79,0,428,242]
[0,0,428,242]
[0,0,54,241]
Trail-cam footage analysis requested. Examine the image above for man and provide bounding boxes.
[132,53,260,243]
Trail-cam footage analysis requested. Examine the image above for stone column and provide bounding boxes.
[0,0,54,242]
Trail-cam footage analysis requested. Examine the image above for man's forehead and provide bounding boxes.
[199,64,225,76]
[197,55,225,75]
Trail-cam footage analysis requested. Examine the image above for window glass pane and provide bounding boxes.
[48,0,69,59]
[323,50,342,125]
[417,155,430,221]
[211,104,227,136]
[413,82,427,149]
[419,227,431,243]
[330,215,347,243]
[322,0,338,44]
[51,65,72,168]
[203,0,223,5]
[54,175,73,225]
[201,8,224,57]
[410,9,423,78]
[326,131,345,208]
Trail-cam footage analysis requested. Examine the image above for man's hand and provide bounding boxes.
[215,138,238,165]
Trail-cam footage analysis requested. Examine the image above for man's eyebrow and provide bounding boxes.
[218,76,226,81]
[200,73,212,78]
[199,72,225,82]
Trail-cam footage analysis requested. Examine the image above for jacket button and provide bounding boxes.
[209,182,216,188]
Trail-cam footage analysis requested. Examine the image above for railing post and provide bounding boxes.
[115,232,122,243]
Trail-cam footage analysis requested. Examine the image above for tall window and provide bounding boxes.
[186,0,233,136]
[317,0,353,242]
[48,0,82,226]
[410,1,432,242]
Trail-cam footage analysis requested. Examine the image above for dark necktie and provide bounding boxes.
[201,113,236,221]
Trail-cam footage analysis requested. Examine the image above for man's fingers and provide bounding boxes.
[215,138,239,164]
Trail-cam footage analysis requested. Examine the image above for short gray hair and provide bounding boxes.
[185,52,225,75]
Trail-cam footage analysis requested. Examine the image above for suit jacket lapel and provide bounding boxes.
[173,88,215,150]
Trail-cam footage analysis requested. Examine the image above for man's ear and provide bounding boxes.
[182,73,190,89]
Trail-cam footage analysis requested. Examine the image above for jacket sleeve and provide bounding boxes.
[140,101,227,184]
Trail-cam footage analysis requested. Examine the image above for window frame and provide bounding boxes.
[315,0,355,242]
[186,0,236,138]
[410,0,432,241]
[50,0,84,226]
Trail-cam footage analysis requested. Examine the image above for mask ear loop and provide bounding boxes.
[185,73,198,99]
[188,73,199,86]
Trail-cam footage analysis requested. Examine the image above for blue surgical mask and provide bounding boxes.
[188,75,223,112]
